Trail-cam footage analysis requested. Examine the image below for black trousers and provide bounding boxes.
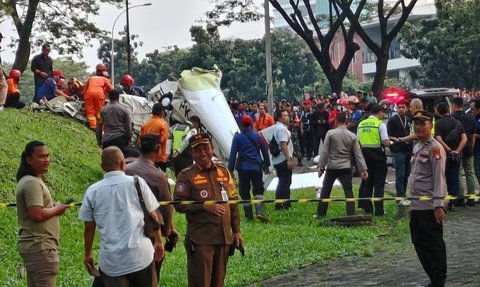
[313,134,325,157]
[410,210,447,287]
[358,158,387,215]
[5,92,25,109]
[238,169,264,200]
[95,260,157,287]
[302,131,314,159]
[317,168,354,217]
[297,130,304,159]
[274,160,292,210]
[102,135,129,153]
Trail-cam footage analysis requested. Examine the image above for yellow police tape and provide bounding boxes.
[0,194,479,208]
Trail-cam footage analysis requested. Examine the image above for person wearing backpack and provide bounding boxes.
[228,115,270,222]
[272,109,294,210]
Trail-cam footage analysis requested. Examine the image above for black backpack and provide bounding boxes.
[269,135,281,157]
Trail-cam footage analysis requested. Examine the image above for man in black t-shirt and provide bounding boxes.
[301,100,314,161]
[451,97,476,205]
[434,102,467,210]
[310,103,329,157]
[31,43,53,99]
[469,99,480,186]
[388,100,412,198]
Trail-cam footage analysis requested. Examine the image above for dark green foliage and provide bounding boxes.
[399,0,480,88]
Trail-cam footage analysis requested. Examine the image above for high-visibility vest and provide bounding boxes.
[358,117,382,148]
[172,124,190,153]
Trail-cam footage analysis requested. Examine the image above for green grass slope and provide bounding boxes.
[0,109,411,287]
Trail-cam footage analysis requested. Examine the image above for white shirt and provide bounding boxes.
[271,121,293,165]
[79,171,159,277]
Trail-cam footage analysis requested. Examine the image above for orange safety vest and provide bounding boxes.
[7,78,19,96]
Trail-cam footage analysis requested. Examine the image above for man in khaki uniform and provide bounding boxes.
[409,110,447,287]
[174,133,243,287]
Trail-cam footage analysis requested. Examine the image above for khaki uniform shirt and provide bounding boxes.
[409,137,446,210]
[16,175,60,255]
[174,162,240,245]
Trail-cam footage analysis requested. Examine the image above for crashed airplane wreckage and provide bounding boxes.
[37,67,239,163]
[35,66,302,189]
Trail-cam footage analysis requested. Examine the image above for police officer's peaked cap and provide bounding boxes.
[413,110,433,122]
[189,133,211,148]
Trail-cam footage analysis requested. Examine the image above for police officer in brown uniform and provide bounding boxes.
[174,133,243,287]
[409,110,447,287]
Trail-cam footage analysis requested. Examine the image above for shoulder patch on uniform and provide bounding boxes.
[432,146,441,160]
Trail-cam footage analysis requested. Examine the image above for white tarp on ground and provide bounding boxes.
[266,172,340,191]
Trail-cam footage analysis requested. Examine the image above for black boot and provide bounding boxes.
[297,157,303,167]
[243,205,254,221]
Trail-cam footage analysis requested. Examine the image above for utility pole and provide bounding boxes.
[126,0,131,75]
[265,0,274,114]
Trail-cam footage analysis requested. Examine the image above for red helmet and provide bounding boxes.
[120,74,134,87]
[96,63,106,72]
[9,69,21,79]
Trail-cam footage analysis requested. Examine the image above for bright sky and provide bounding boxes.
[1,0,266,69]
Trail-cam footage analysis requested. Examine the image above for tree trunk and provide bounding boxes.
[326,72,343,95]
[12,0,40,72]
[13,39,31,72]
[371,53,389,98]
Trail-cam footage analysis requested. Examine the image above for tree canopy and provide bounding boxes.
[207,0,418,96]
[399,0,480,89]
[112,26,325,103]
[0,0,122,72]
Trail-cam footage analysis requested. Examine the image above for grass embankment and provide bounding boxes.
[0,109,411,287]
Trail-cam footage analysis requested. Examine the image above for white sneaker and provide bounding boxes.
[398,199,411,206]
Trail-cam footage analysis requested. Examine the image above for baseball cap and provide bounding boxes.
[413,110,433,122]
[189,133,211,148]
[304,99,312,105]
[240,115,253,126]
[53,70,64,78]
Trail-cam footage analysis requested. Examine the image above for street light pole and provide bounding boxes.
[126,0,131,75]
[265,0,274,114]
[111,2,151,85]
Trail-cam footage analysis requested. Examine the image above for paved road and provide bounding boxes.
[260,207,480,287]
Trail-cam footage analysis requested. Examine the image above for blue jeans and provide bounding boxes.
[393,152,411,197]
[274,160,292,210]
